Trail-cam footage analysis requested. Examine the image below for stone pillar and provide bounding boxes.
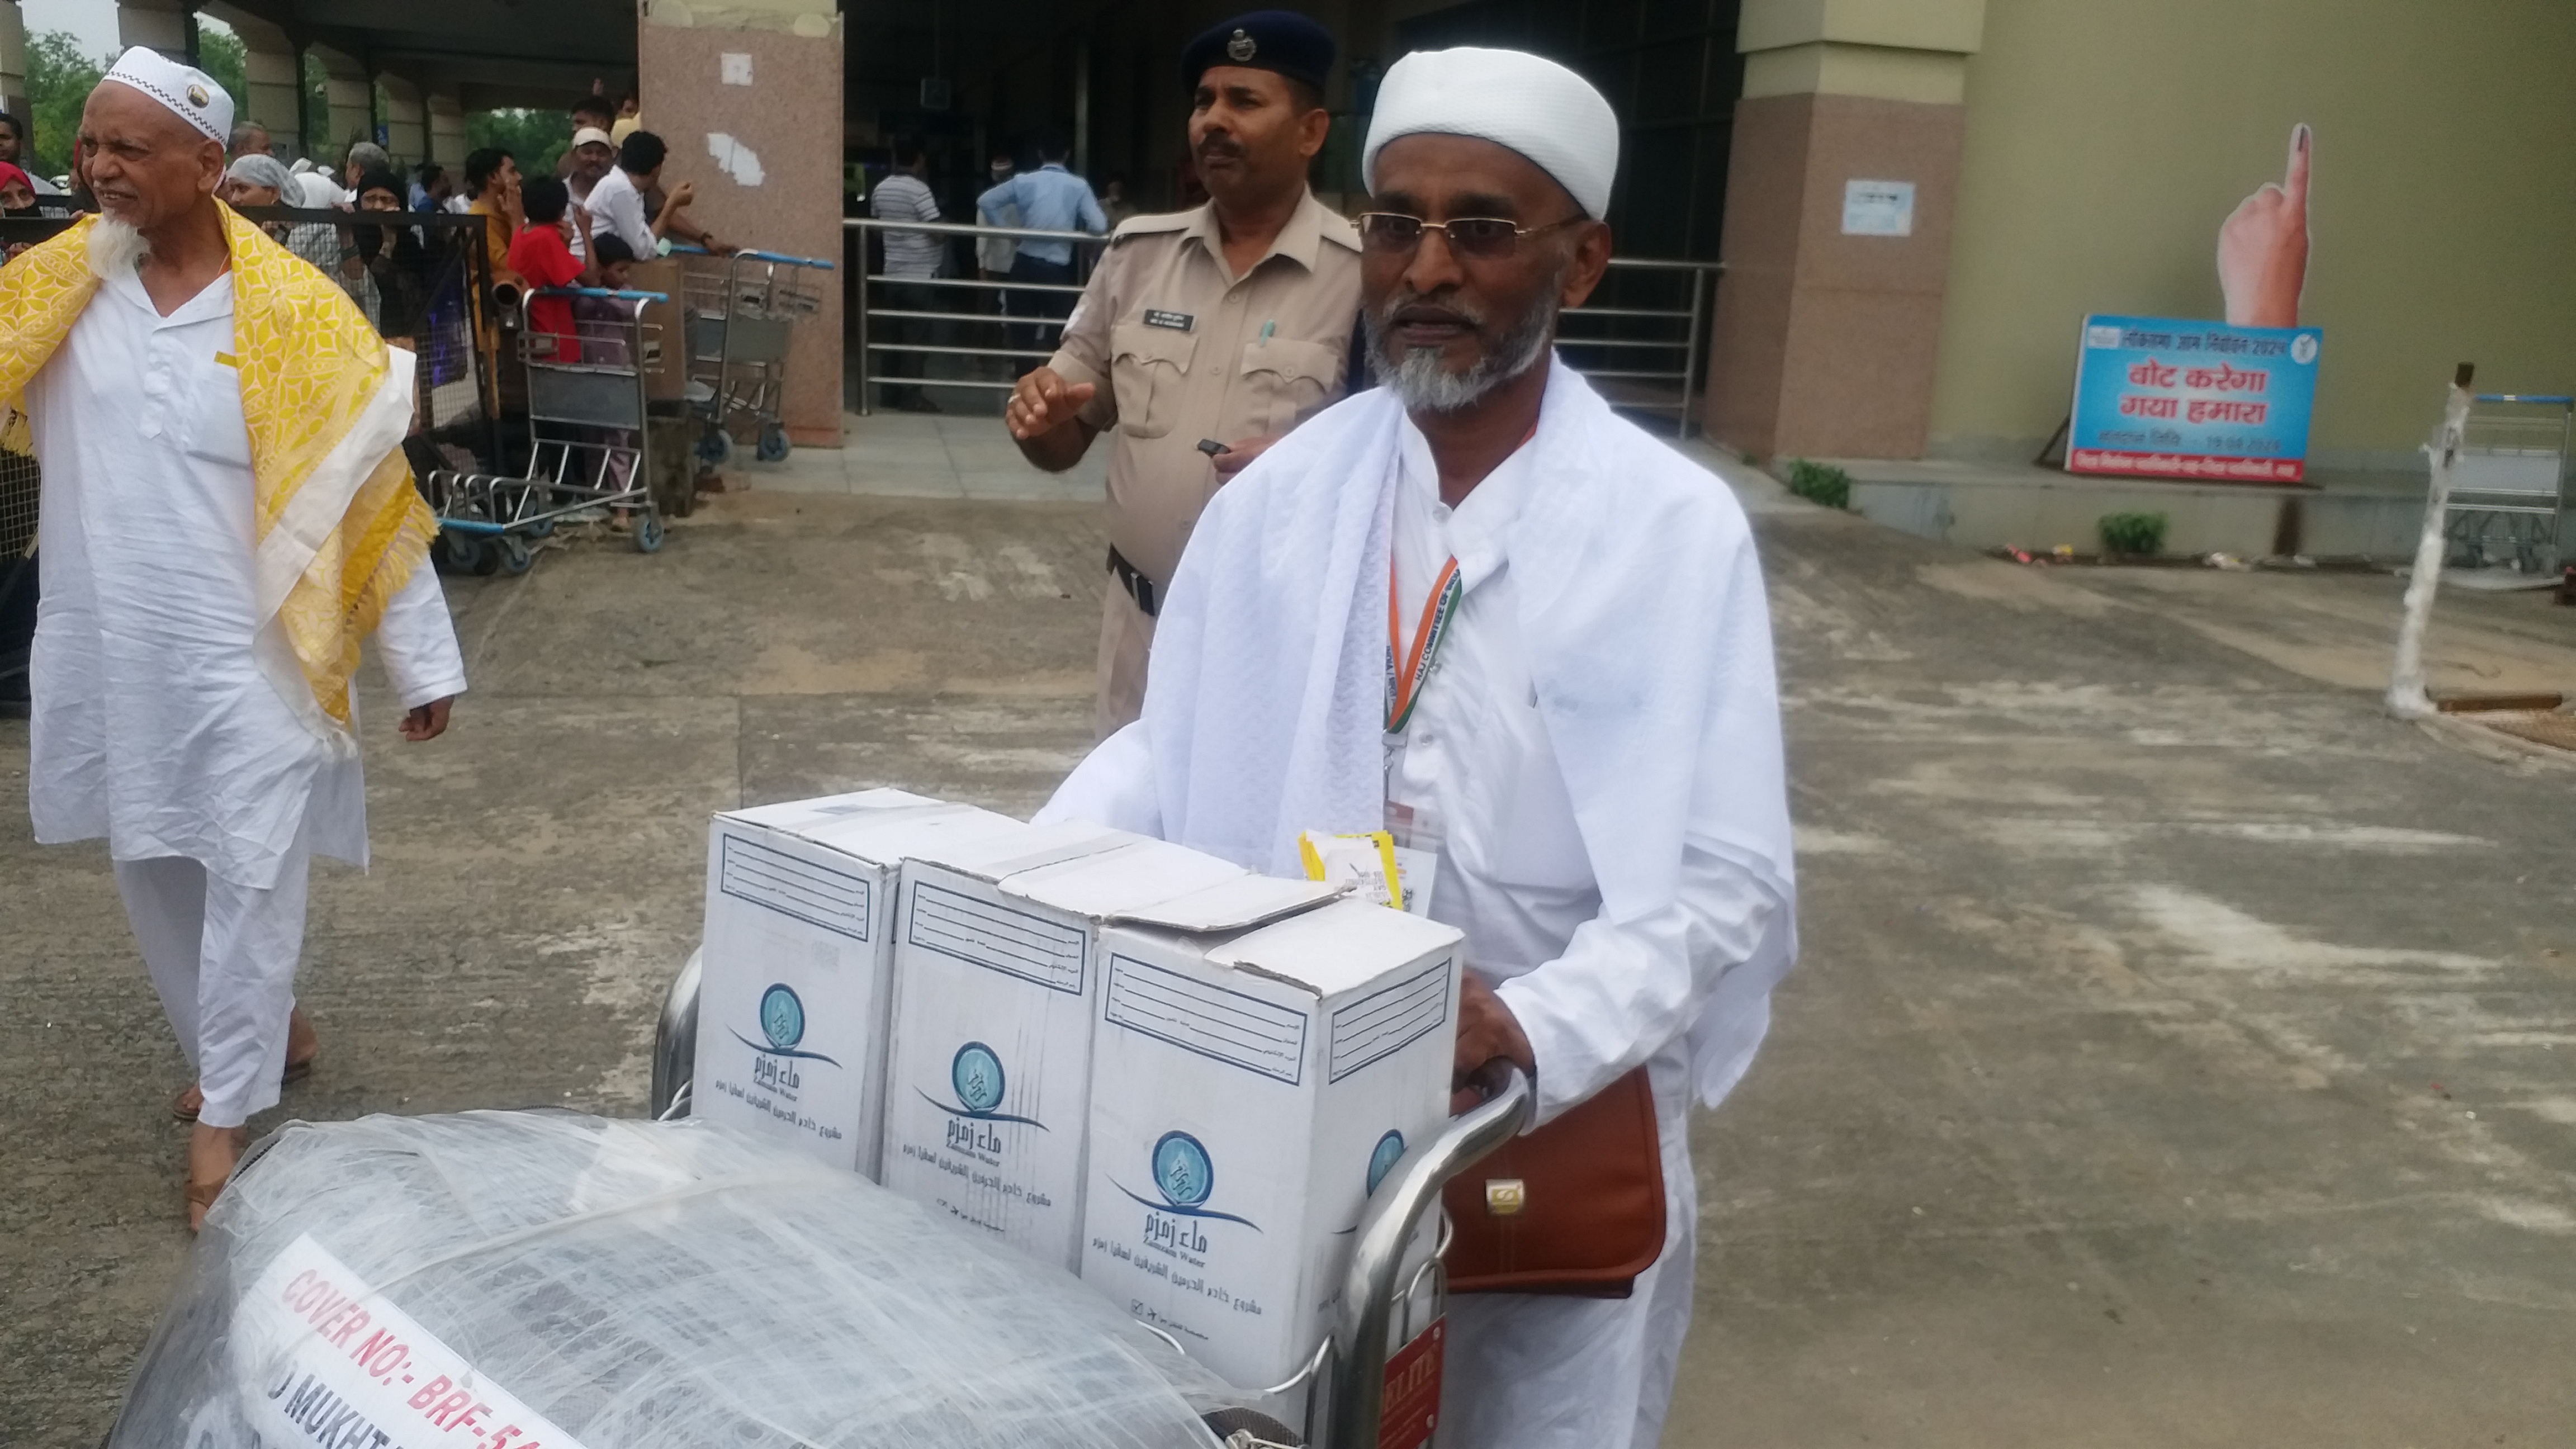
[307,44,373,166]
[428,88,468,167]
[638,0,844,446]
[379,73,425,166]
[0,1,29,132]
[200,3,300,154]
[117,0,189,55]
[1706,0,1983,460]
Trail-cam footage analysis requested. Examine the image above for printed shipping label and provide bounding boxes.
[1327,960,1451,1083]
[907,883,1087,993]
[228,1233,588,1449]
[1103,955,1306,1084]
[719,836,871,941]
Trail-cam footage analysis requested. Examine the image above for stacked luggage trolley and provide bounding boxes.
[426,285,673,571]
[670,243,836,467]
[426,242,834,572]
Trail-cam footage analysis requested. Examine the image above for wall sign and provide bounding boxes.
[2066,315,2323,482]
[1841,179,1915,236]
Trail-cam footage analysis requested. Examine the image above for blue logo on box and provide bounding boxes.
[1367,1130,1405,1195]
[1115,1130,1259,1230]
[918,1040,1045,1129]
[730,983,841,1065]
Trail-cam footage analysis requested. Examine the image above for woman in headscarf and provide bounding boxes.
[351,167,429,344]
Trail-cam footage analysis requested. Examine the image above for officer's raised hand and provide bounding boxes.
[1007,365,1099,471]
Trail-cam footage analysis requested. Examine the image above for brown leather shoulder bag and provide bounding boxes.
[1442,1066,1665,1298]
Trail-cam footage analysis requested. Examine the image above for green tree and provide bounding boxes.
[467,109,572,179]
[23,30,108,179]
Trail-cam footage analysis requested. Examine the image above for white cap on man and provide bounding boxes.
[571,126,615,151]
[1361,46,1620,219]
[102,46,234,144]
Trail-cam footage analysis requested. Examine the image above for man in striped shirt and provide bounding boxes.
[870,139,946,413]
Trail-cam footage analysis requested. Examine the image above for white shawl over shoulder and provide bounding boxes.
[1045,361,1797,1106]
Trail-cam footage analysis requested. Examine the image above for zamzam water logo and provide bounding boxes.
[1117,1131,1259,1254]
[921,1040,1045,1156]
[1367,1129,1405,1195]
[730,983,840,1092]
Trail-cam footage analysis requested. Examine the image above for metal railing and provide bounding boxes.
[845,215,1720,437]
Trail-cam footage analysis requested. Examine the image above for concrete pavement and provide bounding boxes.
[2,442,2571,1445]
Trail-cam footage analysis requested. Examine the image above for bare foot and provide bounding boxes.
[186,1122,248,1232]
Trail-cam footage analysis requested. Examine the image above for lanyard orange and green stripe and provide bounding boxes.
[1385,420,1538,735]
[1385,555,1462,734]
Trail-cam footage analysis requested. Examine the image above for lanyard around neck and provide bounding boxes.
[1386,555,1462,735]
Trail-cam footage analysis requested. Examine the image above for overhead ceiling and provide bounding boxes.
[209,0,637,108]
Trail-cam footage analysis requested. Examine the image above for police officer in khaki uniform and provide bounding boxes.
[1006,11,1362,734]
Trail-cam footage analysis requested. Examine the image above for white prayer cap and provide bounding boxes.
[102,46,233,145]
[1362,47,1620,218]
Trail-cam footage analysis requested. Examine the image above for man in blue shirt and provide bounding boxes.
[978,136,1107,375]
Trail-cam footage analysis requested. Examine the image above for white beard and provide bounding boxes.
[1365,280,1562,416]
[86,216,150,279]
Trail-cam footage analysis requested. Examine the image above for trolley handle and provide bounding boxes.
[1319,1067,1533,1449]
[666,241,837,270]
[530,286,673,304]
[2473,393,2575,406]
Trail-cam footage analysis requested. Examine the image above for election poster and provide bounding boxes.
[2066,317,2322,481]
[2066,124,2322,482]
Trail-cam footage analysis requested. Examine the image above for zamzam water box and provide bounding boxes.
[1082,897,1463,1391]
[693,789,1030,1176]
[882,827,1335,1272]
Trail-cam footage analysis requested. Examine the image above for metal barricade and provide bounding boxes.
[424,286,671,570]
[2447,391,2572,572]
[669,244,836,466]
[846,216,1101,412]
[846,214,1719,438]
[1556,257,1722,441]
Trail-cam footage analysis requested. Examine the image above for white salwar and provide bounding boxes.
[1041,361,1797,1448]
[24,264,466,1129]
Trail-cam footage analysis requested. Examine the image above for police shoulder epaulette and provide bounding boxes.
[1110,210,1197,245]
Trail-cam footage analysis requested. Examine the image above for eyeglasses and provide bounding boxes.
[1355,212,1582,260]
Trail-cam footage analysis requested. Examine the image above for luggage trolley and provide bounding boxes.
[2447,391,2573,573]
[427,285,673,571]
[646,949,1526,1449]
[672,244,835,466]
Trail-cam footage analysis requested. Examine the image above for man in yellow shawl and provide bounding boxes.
[1,51,464,1230]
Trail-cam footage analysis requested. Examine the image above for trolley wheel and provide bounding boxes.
[634,513,666,554]
[756,424,791,462]
[1200,1407,1301,1446]
[697,427,735,467]
[443,532,491,575]
[527,514,556,539]
[498,536,534,576]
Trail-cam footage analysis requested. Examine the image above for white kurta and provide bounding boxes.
[1384,416,1778,1449]
[25,264,466,890]
[1043,364,1800,1448]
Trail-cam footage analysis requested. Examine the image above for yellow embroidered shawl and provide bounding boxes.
[0,206,437,737]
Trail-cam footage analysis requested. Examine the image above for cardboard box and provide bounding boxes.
[693,790,1030,1176]
[1081,898,1464,1391]
[882,827,1334,1271]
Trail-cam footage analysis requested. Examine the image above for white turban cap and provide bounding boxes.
[102,46,233,145]
[1362,47,1620,218]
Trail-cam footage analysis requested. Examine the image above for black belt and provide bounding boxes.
[1107,546,1159,617]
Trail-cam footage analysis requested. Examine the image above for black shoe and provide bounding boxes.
[896,395,943,414]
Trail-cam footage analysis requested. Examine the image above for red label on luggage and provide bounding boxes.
[1380,1317,1445,1449]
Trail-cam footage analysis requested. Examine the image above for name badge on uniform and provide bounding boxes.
[1143,309,1195,332]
